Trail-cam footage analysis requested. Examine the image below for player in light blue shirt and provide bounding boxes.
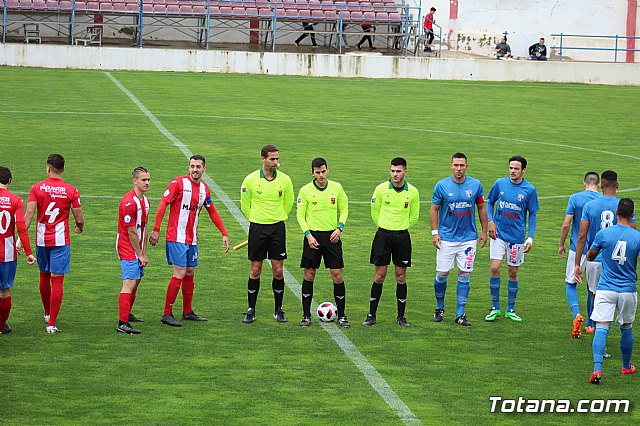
[485,156,539,322]
[575,171,636,299]
[430,153,488,326]
[558,172,601,338]
[582,198,640,384]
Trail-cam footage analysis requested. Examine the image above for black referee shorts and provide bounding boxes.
[369,228,411,267]
[248,221,287,261]
[300,230,344,270]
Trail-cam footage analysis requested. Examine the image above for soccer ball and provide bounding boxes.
[316,302,338,322]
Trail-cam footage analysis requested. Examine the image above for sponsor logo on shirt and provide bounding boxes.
[39,184,69,199]
[499,200,522,211]
[182,203,200,211]
[0,196,10,205]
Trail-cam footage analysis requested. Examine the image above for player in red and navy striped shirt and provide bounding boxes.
[24,154,84,334]
[0,166,37,334]
[115,167,151,334]
[150,155,230,327]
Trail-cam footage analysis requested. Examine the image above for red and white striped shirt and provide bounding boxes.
[28,177,81,247]
[116,189,150,261]
[0,188,32,262]
[161,175,212,245]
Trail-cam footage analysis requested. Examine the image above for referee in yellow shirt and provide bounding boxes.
[240,145,294,324]
[363,157,420,327]
[296,158,350,328]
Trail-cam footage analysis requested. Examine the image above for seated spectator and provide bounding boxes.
[495,36,511,59]
[356,24,376,50]
[423,7,436,52]
[529,38,547,60]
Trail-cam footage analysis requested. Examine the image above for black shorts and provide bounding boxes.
[369,228,411,267]
[300,231,344,270]
[248,221,287,261]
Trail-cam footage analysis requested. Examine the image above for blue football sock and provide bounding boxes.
[506,280,518,312]
[456,274,470,318]
[592,323,610,373]
[586,288,595,327]
[434,273,448,310]
[565,282,580,318]
[489,277,500,310]
[620,326,634,370]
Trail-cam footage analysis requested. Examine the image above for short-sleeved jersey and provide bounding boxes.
[581,196,636,261]
[591,224,640,293]
[487,177,539,244]
[371,181,420,231]
[423,13,434,30]
[241,169,294,225]
[0,188,26,262]
[297,180,348,233]
[161,175,212,245]
[117,189,150,261]
[565,190,601,251]
[28,177,81,247]
[432,176,484,242]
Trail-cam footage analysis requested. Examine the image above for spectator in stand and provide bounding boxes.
[529,38,548,61]
[356,24,376,50]
[423,7,436,52]
[495,36,512,59]
[294,22,319,48]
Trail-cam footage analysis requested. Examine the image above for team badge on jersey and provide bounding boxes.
[331,197,336,205]
[404,201,409,208]
[465,190,472,198]
[278,190,283,197]
[297,197,302,205]
[371,197,376,203]
[242,187,247,193]
[517,194,524,202]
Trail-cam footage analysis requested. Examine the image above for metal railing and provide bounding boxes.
[551,33,640,62]
[1,0,422,56]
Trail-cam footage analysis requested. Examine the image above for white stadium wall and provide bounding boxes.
[421,0,638,62]
[2,43,640,85]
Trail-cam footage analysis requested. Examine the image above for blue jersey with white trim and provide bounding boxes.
[487,177,539,244]
[432,176,484,242]
[591,224,640,293]
[565,190,601,251]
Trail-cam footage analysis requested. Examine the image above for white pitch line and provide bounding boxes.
[105,71,422,426]
[3,109,639,162]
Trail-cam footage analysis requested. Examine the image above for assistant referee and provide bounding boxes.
[240,145,294,324]
[363,157,420,327]
[296,157,349,327]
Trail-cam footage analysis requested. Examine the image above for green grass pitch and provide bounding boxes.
[1,66,639,424]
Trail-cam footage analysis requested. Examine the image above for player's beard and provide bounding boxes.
[191,171,201,182]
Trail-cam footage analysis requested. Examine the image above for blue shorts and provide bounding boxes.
[121,260,145,281]
[36,245,71,275]
[166,242,199,268]
[0,261,18,290]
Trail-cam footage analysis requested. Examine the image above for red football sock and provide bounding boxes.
[129,286,138,311]
[39,272,52,316]
[182,275,195,314]
[48,275,64,326]
[163,277,182,316]
[118,292,131,323]
[0,296,12,329]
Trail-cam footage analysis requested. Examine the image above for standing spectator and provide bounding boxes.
[150,155,230,327]
[24,154,84,334]
[363,157,420,327]
[241,145,294,324]
[495,36,512,59]
[356,24,376,50]
[529,38,547,60]
[423,7,436,52]
[0,166,37,335]
[115,167,151,335]
[294,23,319,48]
